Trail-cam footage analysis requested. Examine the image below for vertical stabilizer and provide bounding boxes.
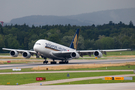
[69,29,80,49]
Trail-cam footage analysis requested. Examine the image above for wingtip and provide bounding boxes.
[2,48,6,50]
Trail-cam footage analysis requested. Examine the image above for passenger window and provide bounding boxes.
[36,43,41,45]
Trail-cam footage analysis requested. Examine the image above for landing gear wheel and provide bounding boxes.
[59,62,64,64]
[65,61,68,64]
[51,61,57,64]
[59,61,69,64]
[43,61,48,64]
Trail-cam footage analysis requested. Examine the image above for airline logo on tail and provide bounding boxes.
[70,29,80,49]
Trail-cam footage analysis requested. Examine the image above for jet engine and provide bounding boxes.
[94,51,102,58]
[23,51,31,58]
[70,52,80,59]
[10,50,19,57]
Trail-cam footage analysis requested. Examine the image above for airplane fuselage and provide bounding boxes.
[33,39,80,60]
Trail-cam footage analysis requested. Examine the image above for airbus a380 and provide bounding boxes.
[2,29,130,64]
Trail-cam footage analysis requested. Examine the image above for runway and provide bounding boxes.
[0,83,135,90]
[0,59,135,70]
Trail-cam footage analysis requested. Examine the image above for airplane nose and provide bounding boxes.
[33,45,38,51]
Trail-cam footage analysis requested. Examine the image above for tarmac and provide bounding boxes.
[0,83,135,90]
[0,59,135,70]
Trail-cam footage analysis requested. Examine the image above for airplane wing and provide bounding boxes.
[2,48,36,53]
[2,48,37,58]
[77,49,131,58]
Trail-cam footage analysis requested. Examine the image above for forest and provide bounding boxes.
[0,21,135,52]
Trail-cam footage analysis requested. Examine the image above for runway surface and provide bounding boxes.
[0,59,135,70]
[0,83,135,90]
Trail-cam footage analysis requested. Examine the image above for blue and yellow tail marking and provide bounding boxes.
[69,29,80,49]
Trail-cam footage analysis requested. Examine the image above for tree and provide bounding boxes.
[77,35,84,50]
[4,34,20,49]
[28,40,36,49]
[129,21,134,27]
[48,34,60,43]
[95,36,114,49]
[61,36,73,46]
[0,27,3,34]
[84,39,95,50]
[0,34,5,52]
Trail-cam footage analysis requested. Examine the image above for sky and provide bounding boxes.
[0,0,135,22]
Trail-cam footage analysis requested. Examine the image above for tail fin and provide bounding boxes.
[69,29,80,49]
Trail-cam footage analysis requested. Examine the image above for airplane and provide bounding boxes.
[2,29,130,64]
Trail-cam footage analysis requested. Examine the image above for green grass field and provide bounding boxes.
[0,72,134,85]
[0,65,135,72]
[52,76,135,85]
[105,51,135,56]
[60,65,135,71]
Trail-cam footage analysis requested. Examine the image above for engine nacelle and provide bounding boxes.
[23,51,31,58]
[94,51,102,58]
[70,52,80,59]
[10,50,19,57]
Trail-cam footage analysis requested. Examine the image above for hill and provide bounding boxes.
[10,8,135,26]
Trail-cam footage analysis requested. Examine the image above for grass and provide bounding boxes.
[32,62,135,70]
[105,51,135,56]
[52,76,135,85]
[0,72,134,85]
[79,51,135,57]
[79,51,135,60]
[0,53,10,56]
[58,65,135,71]
[0,65,135,73]
[0,59,44,64]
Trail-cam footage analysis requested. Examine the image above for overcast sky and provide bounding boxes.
[0,0,135,22]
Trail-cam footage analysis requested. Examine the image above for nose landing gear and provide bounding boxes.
[42,57,48,64]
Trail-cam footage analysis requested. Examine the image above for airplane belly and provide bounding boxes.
[39,48,64,60]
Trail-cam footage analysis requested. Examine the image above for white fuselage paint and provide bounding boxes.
[33,39,79,60]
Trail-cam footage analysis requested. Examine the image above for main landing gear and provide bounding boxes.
[42,57,57,64]
[42,56,68,64]
[59,60,68,64]
[51,60,57,64]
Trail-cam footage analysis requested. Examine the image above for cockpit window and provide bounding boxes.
[36,43,41,45]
